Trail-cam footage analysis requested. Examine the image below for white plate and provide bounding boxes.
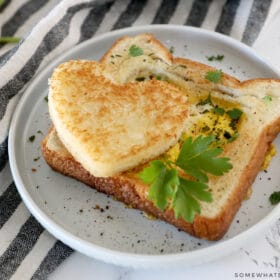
[9,25,280,268]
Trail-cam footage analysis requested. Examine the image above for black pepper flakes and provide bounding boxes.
[29,135,35,142]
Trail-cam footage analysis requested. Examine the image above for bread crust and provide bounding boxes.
[101,33,173,65]
[42,116,280,240]
[41,34,280,241]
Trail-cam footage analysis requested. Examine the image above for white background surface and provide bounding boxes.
[46,11,280,280]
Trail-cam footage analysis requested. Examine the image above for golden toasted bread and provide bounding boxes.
[42,34,280,240]
[49,60,188,177]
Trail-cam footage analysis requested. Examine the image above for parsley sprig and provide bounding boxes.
[139,135,232,222]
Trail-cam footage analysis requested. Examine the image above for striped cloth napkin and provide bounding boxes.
[0,0,279,279]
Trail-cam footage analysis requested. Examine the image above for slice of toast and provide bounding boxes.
[48,60,188,177]
[42,34,280,240]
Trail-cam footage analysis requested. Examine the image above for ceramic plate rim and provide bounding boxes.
[8,24,280,268]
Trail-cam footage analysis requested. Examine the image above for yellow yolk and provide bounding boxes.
[262,144,276,170]
[189,111,236,143]
[165,109,239,162]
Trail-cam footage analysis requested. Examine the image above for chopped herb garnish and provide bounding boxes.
[29,135,35,142]
[33,156,40,162]
[169,46,175,54]
[263,95,272,103]
[269,191,280,205]
[0,36,20,44]
[207,55,224,62]
[197,94,213,106]
[156,75,162,80]
[129,45,143,57]
[205,70,222,83]
[135,77,145,82]
[227,108,243,120]
[139,135,232,222]
[213,106,225,115]
[227,132,239,143]
[44,96,48,102]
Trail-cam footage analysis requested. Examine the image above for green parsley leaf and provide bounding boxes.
[0,37,21,44]
[129,45,143,57]
[139,160,179,210]
[44,96,48,102]
[269,191,280,205]
[179,178,213,202]
[205,70,222,83]
[139,135,232,223]
[263,95,272,103]
[213,106,225,115]
[171,183,200,222]
[169,46,175,54]
[207,55,224,62]
[227,108,243,120]
[171,178,213,222]
[176,135,232,183]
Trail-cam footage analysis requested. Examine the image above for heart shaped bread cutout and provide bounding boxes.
[49,60,188,177]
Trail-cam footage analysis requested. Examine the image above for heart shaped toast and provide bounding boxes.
[49,60,188,177]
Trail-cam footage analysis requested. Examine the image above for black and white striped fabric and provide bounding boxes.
[0,0,277,278]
